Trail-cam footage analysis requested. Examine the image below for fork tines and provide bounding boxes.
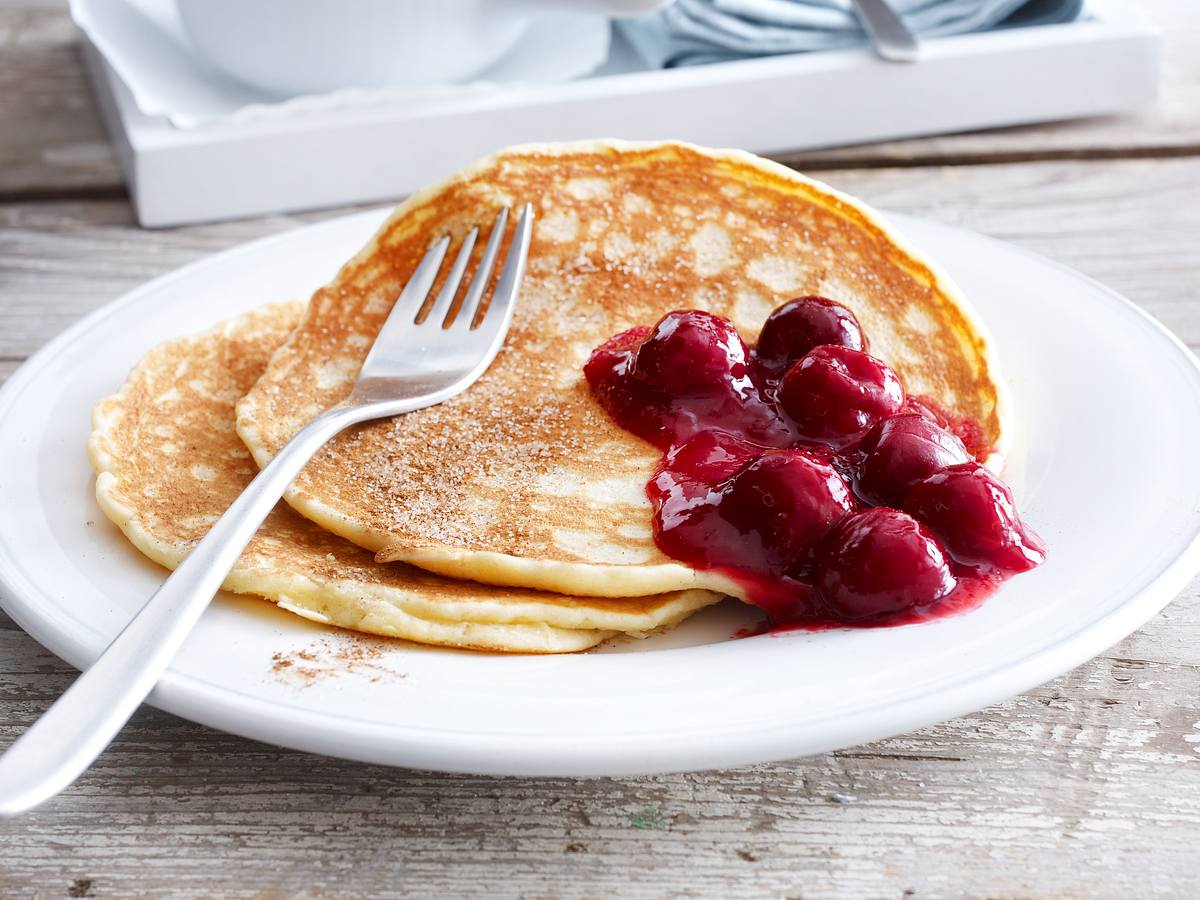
[412,205,532,330]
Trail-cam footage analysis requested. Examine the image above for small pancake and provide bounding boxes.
[88,303,720,654]
[236,140,1010,598]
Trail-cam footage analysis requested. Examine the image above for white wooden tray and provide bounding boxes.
[82,3,1159,227]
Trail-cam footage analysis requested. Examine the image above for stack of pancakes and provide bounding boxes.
[89,140,1007,653]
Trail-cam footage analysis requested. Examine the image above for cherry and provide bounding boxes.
[778,345,904,448]
[903,396,990,460]
[901,396,944,427]
[905,462,1046,573]
[756,296,866,371]
[663,431,761,484]
[587,317,793,450]
[815,507,957,622]
[633,310,749,396]
[595,325,651,357]
[856,414,972,507]
[719,449,855,574]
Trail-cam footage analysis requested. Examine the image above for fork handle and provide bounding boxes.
[0,405,370,816]
[851,0,920,62]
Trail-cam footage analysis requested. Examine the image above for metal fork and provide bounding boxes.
[0,203,534,816]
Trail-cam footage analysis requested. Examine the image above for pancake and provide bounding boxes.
[236,140,1010,599]
[88,302,721,653]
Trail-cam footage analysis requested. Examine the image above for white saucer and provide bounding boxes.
[1,209,1198,776]
[71,0,613,128]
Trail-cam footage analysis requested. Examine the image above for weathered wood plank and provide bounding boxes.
[4,157,1199,363]
[0,583,1196,899]
[0,0,1198,195]
[0,6,120,194]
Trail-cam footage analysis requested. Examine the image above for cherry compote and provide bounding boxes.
[584,296,1044,629]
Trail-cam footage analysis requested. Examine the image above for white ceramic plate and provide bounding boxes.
[2,210,1199,776]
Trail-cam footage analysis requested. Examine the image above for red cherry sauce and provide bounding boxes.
[584,300,1045,631]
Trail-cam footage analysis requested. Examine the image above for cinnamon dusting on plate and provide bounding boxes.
[270,634,408,688]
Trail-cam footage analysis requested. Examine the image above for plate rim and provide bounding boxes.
[2,209,1199,775]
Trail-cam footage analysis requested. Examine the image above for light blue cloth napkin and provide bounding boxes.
[620,0,1085,67]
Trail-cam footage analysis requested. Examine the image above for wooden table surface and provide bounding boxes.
[2,2,1199,896]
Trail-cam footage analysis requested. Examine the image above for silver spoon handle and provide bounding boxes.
[851,0,921,62]
[0,406,362,816]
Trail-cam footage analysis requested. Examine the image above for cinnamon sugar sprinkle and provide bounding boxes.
[269,634,409,688]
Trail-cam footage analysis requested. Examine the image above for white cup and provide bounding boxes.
[175,0,674,96]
